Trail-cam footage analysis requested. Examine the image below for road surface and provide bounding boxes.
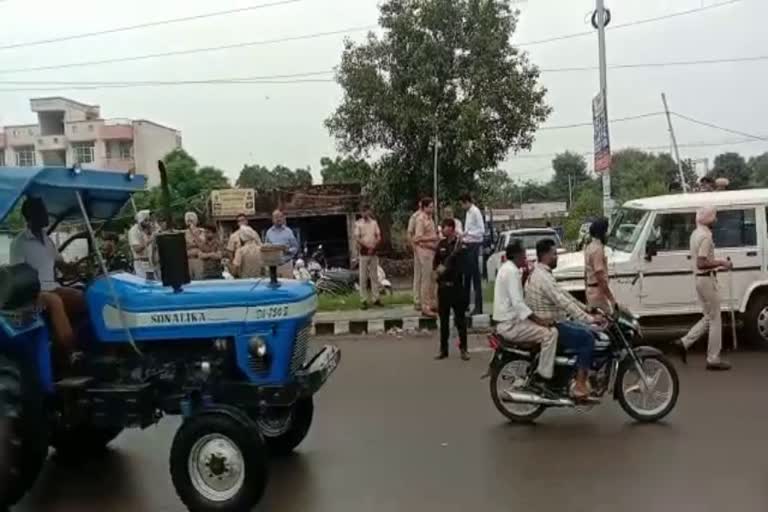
[16,334,768,512]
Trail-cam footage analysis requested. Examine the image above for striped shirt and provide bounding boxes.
[525,263,591,323]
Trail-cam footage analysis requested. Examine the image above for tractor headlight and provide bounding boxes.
[248,336,268,358]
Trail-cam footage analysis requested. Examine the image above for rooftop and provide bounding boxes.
[623,189,768,210]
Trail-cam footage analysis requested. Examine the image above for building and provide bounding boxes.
[0,97,181,186]
[486,201,569,229]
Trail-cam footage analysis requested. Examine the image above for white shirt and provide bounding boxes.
[10,229,60,291]
[493,261,532,323]
[128,224,151,261]
[463,204,485,243]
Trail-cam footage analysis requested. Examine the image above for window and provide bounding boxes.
[15,146,35,167]
[651,212,696,252]
[607,208,650,252]
[118,141,132,159]
[0,151,5,166]
[71,142,94,163]
[712,209,756,248]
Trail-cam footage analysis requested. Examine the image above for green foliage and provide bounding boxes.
[748,152,768,187]
[326,0,550,213]
[551,151,590,204]
[711,152,750,189]
[320,156,373,185]
[236,164,312,190]
[564,182,601,240]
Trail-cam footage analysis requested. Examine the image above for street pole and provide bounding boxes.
[661,92,688,193]
[432,133,439,224]
[568,174,573,207]
[596,0,612,215]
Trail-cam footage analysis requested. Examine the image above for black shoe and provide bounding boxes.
[361,302,369,310]
[528,375,557,399]
[373,300,383,308]
[460,351,470,361]
[706,360,732,371]
[434,353,448,360]
[672,339,688,364]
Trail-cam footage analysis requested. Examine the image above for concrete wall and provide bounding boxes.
[132,120,182,187]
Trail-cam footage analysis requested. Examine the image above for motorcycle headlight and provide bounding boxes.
[248,336,268,358]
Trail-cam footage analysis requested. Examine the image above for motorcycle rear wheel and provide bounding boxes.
[490,358,545,423]
[616,354,679,423]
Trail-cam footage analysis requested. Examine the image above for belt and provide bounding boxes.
[587,283,599,287]
[696,271,717,277]
[439,281,457,287]
[134,257,149,262]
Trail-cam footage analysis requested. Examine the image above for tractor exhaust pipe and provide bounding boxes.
[502,390,574,407]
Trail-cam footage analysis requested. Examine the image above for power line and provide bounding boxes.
[540,54,768,73]
[672,112,768,141]
[0,25,377,75]
[539,112,664,131]
[0,0,300,52]
[0,78,336,92]
[516,0,741,47]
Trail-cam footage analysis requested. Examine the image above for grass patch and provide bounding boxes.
[317,291,414,312]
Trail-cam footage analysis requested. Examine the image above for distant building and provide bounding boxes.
[486,201,568,228]
[0,97,181,186]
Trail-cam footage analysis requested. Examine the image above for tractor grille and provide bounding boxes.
[291,325,311,373]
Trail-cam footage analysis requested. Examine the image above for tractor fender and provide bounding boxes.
[185,403,255,428]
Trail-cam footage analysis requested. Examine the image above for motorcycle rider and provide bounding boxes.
[493,240,558,382]
[525,239,603,400]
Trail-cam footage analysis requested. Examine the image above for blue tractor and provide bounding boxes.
[0,166,340,511]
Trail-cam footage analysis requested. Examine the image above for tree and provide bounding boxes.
[236,164,313,189]
[711,152,750,189]
[748,152,768,187]
[325,0,550,214]
[320,156,373,185]
[608,149,697,202]
[475,169,514,208]
[564,184,601,240]
[550,151,590,204]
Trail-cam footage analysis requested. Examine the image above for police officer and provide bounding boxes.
[673,206,732,371]
[433,218,469,361]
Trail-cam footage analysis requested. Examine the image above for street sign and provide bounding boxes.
[592,89,611,173]
[210,189,255,218]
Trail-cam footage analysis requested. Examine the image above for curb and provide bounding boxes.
[312,314,493,336]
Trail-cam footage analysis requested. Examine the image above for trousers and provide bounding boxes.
[681,276,722,364]
[188,258,204,280]
[416,251,435,311]
[438,284,467,354]
[556,321,594,370]
[412,253,421,307]
[497,319,558,379]
[463,243,483,313]
[39,287,86,353]
[359,255,380,303]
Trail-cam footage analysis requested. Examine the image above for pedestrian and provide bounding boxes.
[407,200,423,311]
[698,176,715,192]
[128,209,156,280]
[184,211,205,280]
[355,204,382,309]
[199,226,223,279]
[672,206,733,371]
[264,209,299,278]
[584,217,616,314]
[231,226,263,278]
[413,197,439,317]
[715,177,729,191]
[460,193,485,315]
[433,219,469,360]
[227,213,257,259]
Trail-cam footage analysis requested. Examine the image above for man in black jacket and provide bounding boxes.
[433,218,469,361]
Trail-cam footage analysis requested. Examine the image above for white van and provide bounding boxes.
[554,189,768,343]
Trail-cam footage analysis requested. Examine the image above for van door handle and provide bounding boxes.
[686,255,691,260]
[747,251,758,257]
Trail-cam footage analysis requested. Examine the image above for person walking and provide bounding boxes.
[460,193,485,315]
[264,209,299,278]
[433,219,469,360]
[355,204,382,309]
[128,209,156,280]
[407,201,423,311]
[413,197,439,317]
[672,206,732,371]
[184,212,205,280]
[584,217,616,314]
[231,226,263,278]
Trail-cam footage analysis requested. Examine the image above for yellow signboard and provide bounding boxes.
[210,189,255,218]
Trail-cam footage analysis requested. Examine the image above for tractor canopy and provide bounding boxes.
[0,166,146,224]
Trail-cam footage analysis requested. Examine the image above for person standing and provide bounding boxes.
[672,207,732,371]
[355,204,382,309]
[199,226,223,279]
[227,213,257,259]
[128,210,156,280]
[698,176,715,192]
[433,219,469,360]
[100,232,131,273]
[407,201,423,311]
[460,193,485,315]
[264,209,299,278]
[184,212,205,280]
[584,217,616,314]
[413,197,439,317]
[231,226,263,278]
[439,206,463,238]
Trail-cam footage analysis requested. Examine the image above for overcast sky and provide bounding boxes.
[1,0,766,184]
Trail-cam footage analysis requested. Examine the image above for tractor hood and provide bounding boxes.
[87,273,316,341]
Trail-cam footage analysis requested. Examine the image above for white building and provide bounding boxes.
[0,97,181,186]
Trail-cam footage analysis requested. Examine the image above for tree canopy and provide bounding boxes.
[236,164,312,190]
[320,156,374,185]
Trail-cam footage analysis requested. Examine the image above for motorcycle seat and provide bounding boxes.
[501,339,541,353]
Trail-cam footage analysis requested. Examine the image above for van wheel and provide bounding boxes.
[745,292,768,346]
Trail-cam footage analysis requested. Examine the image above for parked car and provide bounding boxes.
[486,228,564,281]
[553,189,768,344]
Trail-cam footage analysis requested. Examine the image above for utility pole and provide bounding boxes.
[661,92,688,193]
[432,133,440,224]
[595,0,612,215]
[568,174,574,207]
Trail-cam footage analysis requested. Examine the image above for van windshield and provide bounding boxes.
[606,208,649,253]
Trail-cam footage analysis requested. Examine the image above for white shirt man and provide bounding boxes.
[493,242,557,379]
[10,229,60,291]
[462,202,485,244]
[128,210,155,279]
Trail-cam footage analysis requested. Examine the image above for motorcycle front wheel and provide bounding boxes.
[490,357,545,423]
[616,354,679,423]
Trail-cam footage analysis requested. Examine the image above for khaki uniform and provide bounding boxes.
[414,212,437,311]
[233,243,263,278]
[185,227,205,280]
[584,239,613,313]
[227,228,261,257]
[681,225,722,364]
[407,210,421,307]
[355,218,381,303]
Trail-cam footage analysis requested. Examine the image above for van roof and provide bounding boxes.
[624,189,768,211]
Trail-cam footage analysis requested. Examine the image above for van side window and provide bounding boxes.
[712,209,757,248]
[652,212,697,251]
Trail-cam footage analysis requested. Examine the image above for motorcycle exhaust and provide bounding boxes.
[502,390,574,407]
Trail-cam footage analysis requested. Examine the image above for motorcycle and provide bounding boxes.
[485,306,679,423]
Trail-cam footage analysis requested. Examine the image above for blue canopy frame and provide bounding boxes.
[0,166,147,224]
